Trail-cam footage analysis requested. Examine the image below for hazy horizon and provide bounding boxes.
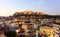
[0,0,60,16]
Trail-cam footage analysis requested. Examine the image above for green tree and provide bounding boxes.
[5,30,16,37]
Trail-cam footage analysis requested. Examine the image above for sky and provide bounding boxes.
[0,0,60,16]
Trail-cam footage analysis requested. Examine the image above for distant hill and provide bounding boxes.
[44,14,60,19]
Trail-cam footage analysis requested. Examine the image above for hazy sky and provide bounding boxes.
[0,0,60,16]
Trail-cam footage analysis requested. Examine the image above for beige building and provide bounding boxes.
[40,26,54,37]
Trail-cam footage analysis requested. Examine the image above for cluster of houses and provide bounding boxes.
[0,10,60,37]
